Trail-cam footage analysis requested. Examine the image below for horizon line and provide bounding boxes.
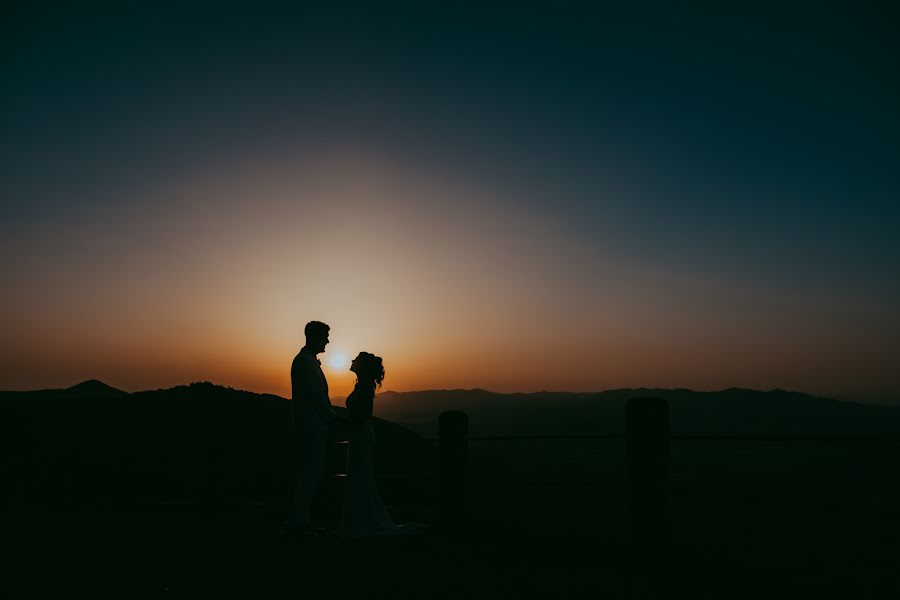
[4,378,896,405]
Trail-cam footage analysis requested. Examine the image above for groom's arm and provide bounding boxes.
[317,394,337,423]
[298,359,336,423]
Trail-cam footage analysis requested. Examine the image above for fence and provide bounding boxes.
[360,397,900,544]
[11,397,900,544]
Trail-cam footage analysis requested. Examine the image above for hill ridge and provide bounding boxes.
[372,387,900,437]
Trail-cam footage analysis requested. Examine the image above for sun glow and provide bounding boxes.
[326,351,349,371]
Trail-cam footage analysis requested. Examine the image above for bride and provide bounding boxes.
[340,352,424,539]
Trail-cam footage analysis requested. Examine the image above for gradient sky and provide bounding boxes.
[2,2,898,401]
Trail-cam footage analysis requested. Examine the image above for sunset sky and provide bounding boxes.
[2,2,898,401]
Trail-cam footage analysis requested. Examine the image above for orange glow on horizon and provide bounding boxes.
[1,157,898,403]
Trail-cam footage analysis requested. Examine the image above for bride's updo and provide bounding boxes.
[351,352,385,389]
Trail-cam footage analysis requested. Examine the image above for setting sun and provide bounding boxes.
[326,351,349,371]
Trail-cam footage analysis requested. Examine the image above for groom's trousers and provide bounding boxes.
[288,428,329,527]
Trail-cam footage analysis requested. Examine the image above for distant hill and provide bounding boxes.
[0,379,127,399]
[0,380,418,440]
[0,381,422,508]
[374,387,900,437]
[63,379,128,397]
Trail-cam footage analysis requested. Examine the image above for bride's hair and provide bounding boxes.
[354,352,385,389]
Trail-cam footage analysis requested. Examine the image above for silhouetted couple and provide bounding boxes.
[286,320,424,539]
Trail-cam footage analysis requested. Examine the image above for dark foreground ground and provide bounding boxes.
[4,505,900,599]
[6,385,900,596]
[5,434,900,598]
[3,508,608,599]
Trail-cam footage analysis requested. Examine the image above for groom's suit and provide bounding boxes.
[291,346,334,433]
[288,346,336,527]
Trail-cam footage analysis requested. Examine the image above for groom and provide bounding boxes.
[287,320,337,533]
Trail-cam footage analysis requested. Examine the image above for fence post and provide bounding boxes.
[626,396,670,555]
[438,411,468,524]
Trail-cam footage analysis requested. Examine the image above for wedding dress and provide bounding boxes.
[340,384,424,539]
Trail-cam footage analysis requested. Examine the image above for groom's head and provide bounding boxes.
[304,321,330,354]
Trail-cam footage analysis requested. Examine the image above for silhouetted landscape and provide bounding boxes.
[375,387,900,437]
[4,380,900,597]
[5,380,900,511]
[6,381,897,510]
[1,380,422,510]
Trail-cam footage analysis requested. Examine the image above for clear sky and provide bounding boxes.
[2,2,898,401]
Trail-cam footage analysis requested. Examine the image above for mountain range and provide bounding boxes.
[4,380,900,507]
[373,387,900,437]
